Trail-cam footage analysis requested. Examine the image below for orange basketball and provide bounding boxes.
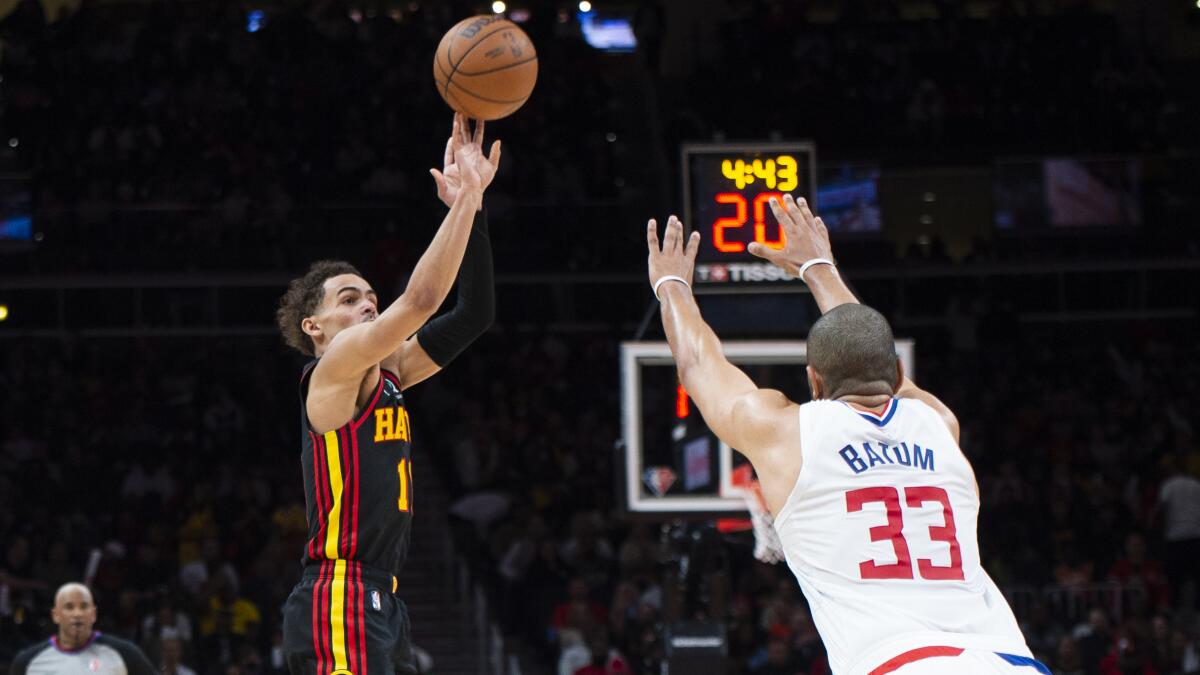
[433,15,538,121]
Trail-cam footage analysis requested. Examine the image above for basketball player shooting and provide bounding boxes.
[646,196,1048,675]
[275,113,499,675]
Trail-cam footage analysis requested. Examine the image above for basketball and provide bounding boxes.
[433,15,538,121]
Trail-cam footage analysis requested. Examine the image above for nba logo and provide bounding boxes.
[371,591,382,612]
[89,659,100,672]
[643,467,677,497]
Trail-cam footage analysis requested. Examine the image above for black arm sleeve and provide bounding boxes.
[415,209,495,367]
[101,635,158,675]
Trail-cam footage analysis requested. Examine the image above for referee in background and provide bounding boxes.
[9,582,155,674]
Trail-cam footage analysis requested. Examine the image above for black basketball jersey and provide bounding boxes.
[299,363,413,579]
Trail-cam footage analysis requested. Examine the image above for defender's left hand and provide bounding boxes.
[646,215,701,294]
[748,194,834,277]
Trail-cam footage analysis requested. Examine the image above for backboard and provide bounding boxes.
[620,339,915,515]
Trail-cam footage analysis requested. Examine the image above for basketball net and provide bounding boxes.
[743,481,785,564]
[723,465,785,564]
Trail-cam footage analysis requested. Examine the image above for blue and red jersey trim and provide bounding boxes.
[868,645,1050,674]
[844,398,899,427]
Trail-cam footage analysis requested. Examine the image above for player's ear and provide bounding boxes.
[894,357,905,394]
[301,316,321,339]
[806,365,823,400]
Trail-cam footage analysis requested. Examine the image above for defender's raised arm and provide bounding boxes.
[751,194,960,441]
[647,215,794,471]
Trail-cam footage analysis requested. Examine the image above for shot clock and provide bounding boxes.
[682,143,817,291]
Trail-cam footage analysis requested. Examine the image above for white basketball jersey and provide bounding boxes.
[773,398,1031,675]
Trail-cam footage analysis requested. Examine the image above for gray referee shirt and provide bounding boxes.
[9,632,156,675]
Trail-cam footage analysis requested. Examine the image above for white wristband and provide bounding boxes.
[798,258,836,283]
[653,275,691,300]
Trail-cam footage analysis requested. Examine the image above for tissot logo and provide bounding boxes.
[696,262,796,283]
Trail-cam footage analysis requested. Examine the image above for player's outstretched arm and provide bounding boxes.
[384,116,499,389]
[648,216,792,464]
[750,195,960,442]
[384,211,494,389]
[319,115,499,385]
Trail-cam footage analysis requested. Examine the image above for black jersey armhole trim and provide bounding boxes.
[300,361,388,434]
[349,370,388,430]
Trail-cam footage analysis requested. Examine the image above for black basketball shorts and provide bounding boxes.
[282,561,416,675]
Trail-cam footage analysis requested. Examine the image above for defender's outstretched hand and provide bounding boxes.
[431,113,502,207]
[748,194,834,280]
[646,215,701,297]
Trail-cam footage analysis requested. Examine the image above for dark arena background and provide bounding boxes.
[2,0,1200,673]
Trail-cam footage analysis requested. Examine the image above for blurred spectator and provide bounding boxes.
[121,459,177,504]
[560,513,615,591]
[1074,608,1114,672]
[1168,624,1200,674]
[160,635,198,675]
[1097,626,1155,675]
[179,537,235,600]
[1108,533,1170,610]
[617,525,661,580]
[202,386,246,439]
[140,594,194,661]
[552,577,608,640]
[1158,457,1200,605]
[787,606,824,670]
[1055,635,1086,675]
[749,637,798,675]
[197,572,261,667]
[572,627,630,675]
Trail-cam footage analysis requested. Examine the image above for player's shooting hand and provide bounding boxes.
[646,215,701,293]
[748,195,834,277]
[431,114,501,207]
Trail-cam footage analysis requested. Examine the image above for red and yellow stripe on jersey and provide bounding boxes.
[308,425,361,563]
[307,429,365,672]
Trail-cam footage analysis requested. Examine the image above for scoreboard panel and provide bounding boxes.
[682,143,817,291]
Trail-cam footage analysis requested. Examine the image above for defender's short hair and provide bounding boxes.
[276,260,363,356]
[807,304,898,399]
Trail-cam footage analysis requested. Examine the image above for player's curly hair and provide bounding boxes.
[276,260,363,356]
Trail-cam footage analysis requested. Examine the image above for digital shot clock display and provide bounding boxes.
[682,143,816,291]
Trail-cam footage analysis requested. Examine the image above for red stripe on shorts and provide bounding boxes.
[311,560,325,671]
[869,646,966,675]
[318,560,333,670]
[357,563,367,665]
[347,563,359,674]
